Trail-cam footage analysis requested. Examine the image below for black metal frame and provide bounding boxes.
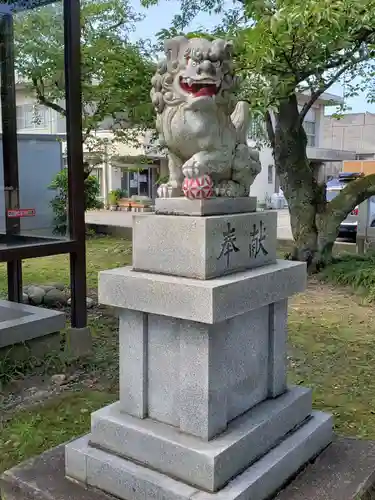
[0,0,87,328]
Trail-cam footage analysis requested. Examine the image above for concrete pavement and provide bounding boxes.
[85,209,356,246]
[86,208,295,240]
[276,209,293,240]
[86,209,134,228]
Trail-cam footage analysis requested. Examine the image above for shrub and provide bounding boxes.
[320,253,375,301]
[49,168,102,236]
[108,189,122,206]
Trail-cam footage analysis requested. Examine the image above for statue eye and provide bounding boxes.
[213,60,221,67]
[191,61,197,66]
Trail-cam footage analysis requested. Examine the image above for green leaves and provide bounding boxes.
[150,0,375,112]
[48,168,102,236]
[14,0,155,143]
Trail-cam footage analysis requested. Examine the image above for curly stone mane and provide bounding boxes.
[150,36,238,115]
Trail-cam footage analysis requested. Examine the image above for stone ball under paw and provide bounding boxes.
[182,175,214,199]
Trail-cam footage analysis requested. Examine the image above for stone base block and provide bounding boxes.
[5,435,375,500]
[132,211,277,279]
[99,260,306,324]
[155,197,257,216]
[0,299,65,349]
[88,386,312,491]
[0,331,61,362]
[65,411,332,500]
[64,326,92,358]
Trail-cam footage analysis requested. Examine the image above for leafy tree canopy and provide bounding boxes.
[14,0,156,147]
[148,0,375,117]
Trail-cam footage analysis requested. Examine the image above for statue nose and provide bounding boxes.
[197,60,216,75]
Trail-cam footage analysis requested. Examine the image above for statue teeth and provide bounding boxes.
[187,78,193,86]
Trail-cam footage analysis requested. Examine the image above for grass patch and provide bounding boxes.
[320,252,375,300]
[289,279,375,438]
[0,391,116,473]
[276,240,357,260]
[0,235,132,297]
[0,348,66,386]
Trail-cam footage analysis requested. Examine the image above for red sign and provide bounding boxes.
[7,208,36,218]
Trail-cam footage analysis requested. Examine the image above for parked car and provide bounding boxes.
[326,173,375,240]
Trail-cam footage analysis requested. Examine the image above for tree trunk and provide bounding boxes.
[273,94,375,271]
[273,95,343,270]
[274,95,327,268]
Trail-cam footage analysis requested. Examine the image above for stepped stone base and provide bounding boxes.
[4,435,375,500]
[87,387,312,491]
[64,411,332,500]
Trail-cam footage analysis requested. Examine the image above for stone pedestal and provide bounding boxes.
[65,199,333,500]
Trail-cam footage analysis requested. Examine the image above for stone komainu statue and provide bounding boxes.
[150,36,261,198]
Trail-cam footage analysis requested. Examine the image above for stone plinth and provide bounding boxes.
[132,211,277,279]
[63,253,333,500]
[0,199,331,500]
[155,196,257,216]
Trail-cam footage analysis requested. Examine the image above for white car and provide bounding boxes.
[326,173,375,240]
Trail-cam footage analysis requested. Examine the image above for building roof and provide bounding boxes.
[307,146,356,162]
[298,90,344,106]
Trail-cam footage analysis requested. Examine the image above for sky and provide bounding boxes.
[130,0,375,115]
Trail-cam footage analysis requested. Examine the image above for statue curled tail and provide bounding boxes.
[231,101,250,145]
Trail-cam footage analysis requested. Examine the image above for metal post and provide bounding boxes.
[357,199,369,255]
[103,142,109,206]
[0,13,22,302]
[63,0,87,328]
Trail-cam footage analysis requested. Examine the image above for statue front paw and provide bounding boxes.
[215,180,246,197]
[157,183,182,199]
[182,158,206,179]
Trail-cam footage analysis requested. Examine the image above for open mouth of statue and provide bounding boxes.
[179,77,219,97]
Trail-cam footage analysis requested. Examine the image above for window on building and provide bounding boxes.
[304,121,316,147]
[268,164,273,184]
[300,106,317,147]
[16,104,49,130]
[357,153,375,160]
[91,167,103,198]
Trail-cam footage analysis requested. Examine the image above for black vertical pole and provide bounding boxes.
[63,0,87,328]
[0,13,22,302]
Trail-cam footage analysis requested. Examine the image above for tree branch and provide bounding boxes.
[298,63,353,125]
[32,77,67,116]
[82,96,110,143]
[326,174,375,224]
[315,30,374,72]
[270,32,300,80]
[265,110,275,150]
[299,48,373,125]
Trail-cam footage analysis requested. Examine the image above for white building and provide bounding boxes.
[322,111,375,159]
[248,91,357,204]
[8,80,167,205]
